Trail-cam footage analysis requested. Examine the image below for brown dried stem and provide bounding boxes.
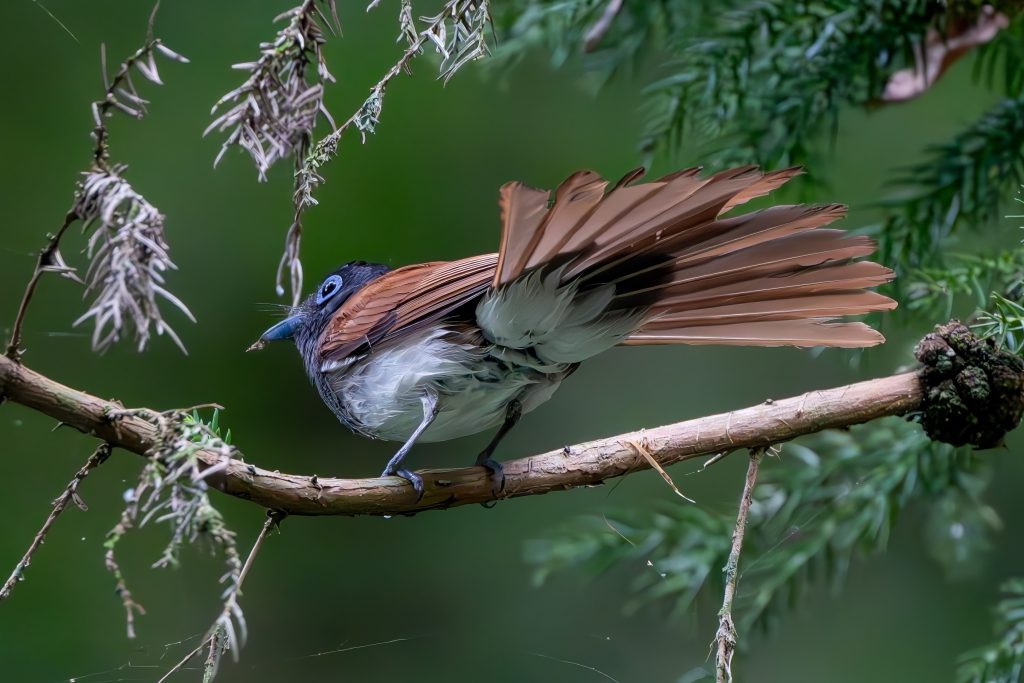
[0,351,924,517]
[714,448,764,683]
[5,209,80,361]
[302,0,488,170]
[5,10,188,360]
[288,1,490,304]
[92,36,187,168]
[105,471,147,639]
[0,443,111,600]
[156,510,284,683]
[880,6,1008,103]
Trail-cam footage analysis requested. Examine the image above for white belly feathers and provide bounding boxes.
[324,327,566,442]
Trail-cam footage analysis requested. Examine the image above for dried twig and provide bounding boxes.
[626,437,695,503]
[296,0,491,209]
[104,473,147,639]
[157,511,284,683]
[0,443,112,600]
[208,0,490,305]
[74,167,195,353]
[283,0,491,305]
[4,6,190,358]
[91,33,189,169]
[206,0,339,305]
[714,448,764,683]
[206,0,338,180]
[76,23,192,353]
[5,209,81,360]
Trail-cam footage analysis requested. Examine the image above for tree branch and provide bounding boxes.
[0,352,923,516]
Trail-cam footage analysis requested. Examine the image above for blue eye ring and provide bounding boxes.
[316,275,343,306]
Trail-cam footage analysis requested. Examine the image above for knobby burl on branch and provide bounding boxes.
[1,322,1020,517]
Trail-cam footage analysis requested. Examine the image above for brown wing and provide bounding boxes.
[320,254,498,365]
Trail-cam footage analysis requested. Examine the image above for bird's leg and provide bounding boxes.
[475,399,522,496]
[381,391,440,500]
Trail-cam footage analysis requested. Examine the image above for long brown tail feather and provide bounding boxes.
[492,165,895,348]
[563,166,773,280]
[641,261,894,310]
[614,231,880,306]
[666,204,849,266]
[624,320,886,348]
[639,291,895,328]
[599,205,853,297]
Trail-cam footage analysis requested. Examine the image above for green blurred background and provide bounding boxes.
[1,1,1022,681]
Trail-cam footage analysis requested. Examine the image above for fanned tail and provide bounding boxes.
[489,165,895,351]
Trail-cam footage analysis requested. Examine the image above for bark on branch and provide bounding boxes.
[0,352,923,516]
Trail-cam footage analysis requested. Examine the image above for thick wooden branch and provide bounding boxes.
[0,353,923,516]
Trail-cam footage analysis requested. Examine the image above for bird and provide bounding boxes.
[251,165,896,498]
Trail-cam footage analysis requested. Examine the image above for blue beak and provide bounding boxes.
[247,315,302,352]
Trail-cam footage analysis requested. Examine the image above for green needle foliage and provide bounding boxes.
[958,579,1024,683]
[527,419,998,633]
[908,249,1024,323]
[526,502,733,618]
[907,239,1024,352]
[642,0,952,168]
[974,293,1024,353]
[491,0,706,88]
[496,1,1024,167]
[872,97,1024,274]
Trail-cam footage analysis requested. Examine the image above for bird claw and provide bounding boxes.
[477,456,505,500]
[382,466,424,502]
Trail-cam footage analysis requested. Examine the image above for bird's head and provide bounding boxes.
[248,261,390,354]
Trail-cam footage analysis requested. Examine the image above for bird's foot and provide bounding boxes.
[381,465,424,501]
[476,456,505,499]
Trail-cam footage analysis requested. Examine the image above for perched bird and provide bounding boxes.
[252,165,895,497]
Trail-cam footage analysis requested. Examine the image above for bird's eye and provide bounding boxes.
[316,275,343,306]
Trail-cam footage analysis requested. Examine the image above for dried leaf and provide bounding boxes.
[624,438,696,503]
